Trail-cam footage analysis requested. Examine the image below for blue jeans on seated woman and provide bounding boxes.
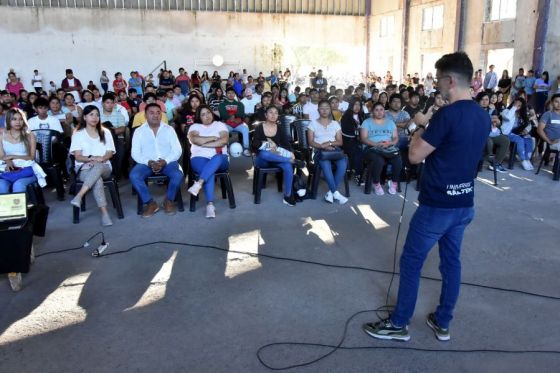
[313,153,347,193]
[190,154,229,203]
[0,175,37,194]
[255,150,294,197]
[507,133,533,161]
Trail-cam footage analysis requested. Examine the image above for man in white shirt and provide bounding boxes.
[241,88,260,123]
[27,97,63,133]
[130,103,183,217]
[31,70,43,94]
[303,89,320,121]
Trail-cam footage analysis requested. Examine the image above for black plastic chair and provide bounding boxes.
[68,157,124,224]
[507,141,518,170]
[26,182,45,206]
[535,143,560,181]
[33,129,65,201]
[135,175,185,215]
[189,171,236,211]
[279,115,297,143]
[252,161,284,204]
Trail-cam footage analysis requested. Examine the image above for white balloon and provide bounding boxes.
[212,55,224,67]
[229,142,243,158]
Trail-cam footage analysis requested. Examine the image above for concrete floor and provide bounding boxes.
[1,157,559,372]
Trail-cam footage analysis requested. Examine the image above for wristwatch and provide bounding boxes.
[412,125,426,136]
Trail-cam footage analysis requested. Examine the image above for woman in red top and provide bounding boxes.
[112,72,127,95]
[5,72,25,98]
[191,71,201,88]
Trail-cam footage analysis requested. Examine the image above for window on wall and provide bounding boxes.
[422,5,444,31]
[380,16,395,37]
[489,0,517,21]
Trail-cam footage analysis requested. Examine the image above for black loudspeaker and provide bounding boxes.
[31,204,49,237]
[0,222,34,274]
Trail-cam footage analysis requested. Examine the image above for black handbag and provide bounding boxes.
[317,147,345,161]
[366,145,400,158]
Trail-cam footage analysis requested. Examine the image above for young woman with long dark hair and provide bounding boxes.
[69,105,116,226]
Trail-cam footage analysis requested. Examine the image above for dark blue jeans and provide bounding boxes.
[190,154,229,202]
[130,161,183,204]
[255,151,294,197]
[391,205,475,329]
[313,153,347,193]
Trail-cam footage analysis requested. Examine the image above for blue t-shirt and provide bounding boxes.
[361,117,396,143]
[419,100,491,208]
[524,76,536,94]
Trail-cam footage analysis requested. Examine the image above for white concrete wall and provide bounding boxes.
[1,7,367,89]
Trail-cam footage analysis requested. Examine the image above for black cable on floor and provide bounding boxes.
[31,189,560,370]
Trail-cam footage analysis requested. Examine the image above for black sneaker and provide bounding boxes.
[426,313,450,341]
[283,195,296,206]
[495,164,507,173]
[354,175,365,186]
[363,319,410,341]
[294,159,306,169]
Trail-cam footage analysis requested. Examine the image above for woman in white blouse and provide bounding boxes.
[69,105,116,226]
[187,105,229,218]
[307,99,348,204]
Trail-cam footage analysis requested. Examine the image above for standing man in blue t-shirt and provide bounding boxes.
[364,52,491,342]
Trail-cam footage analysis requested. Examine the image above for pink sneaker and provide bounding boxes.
[388,181,397,195]
[373,183,384,196]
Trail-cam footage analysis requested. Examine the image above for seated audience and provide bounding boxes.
[340,98,366,182]
[186,105,230,218]
[69,105,116,226]
[501,97,536,170]
[360,102,401,195]
[307,99,348,204]
[219,87,250,156]
[130,103,183,217]
[0,108,37,194]
[27,97,63,133]
[251,105,303,206]
[537,93,560,151]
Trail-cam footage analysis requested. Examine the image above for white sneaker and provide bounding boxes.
[526,160,534,170]
[243,149,251,157]
[521,160,531,170]
[332,191,348,205]
[373,183,385,196]
[324,191,334,204]
[205,204,216,219]
[387,181,397,195]
[188,181,202,197]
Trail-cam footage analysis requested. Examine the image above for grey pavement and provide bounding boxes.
[1,157,559,372]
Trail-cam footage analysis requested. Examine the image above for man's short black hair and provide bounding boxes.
[66,69,73,74]
[550,93,560,101]
[434,51,474,86]
[34,97,49,108]
[389,93,402,103]
[156,90,166,97]
[102,92,116,102]
[409,91,420,99]
[225,87,236,94]
[56,88,65,93]
[309,88,318,94]
[143,92,156,102]
[144,102,162,112]
[128,88,137,94]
